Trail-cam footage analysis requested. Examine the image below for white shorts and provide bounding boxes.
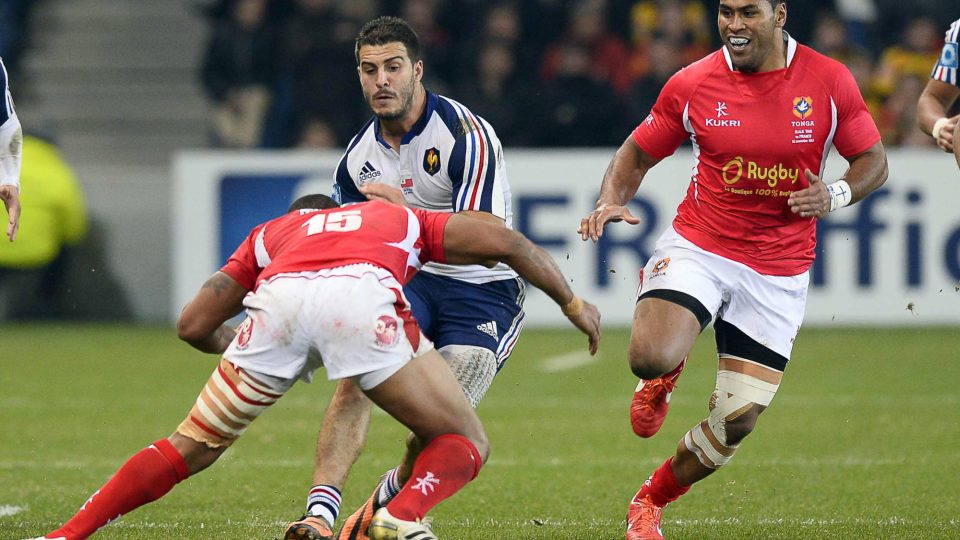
[638,226,808,363]
[223,264,433,387]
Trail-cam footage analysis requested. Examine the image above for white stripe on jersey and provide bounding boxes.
[254,226,272,268]
[819,98,839,176]
[682,102,702,203]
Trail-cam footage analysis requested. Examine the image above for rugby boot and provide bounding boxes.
[367,508,437,540]
[284,515,334,540]
[335,480,384,540]
[630,357,686,438]
[626,493,664,540]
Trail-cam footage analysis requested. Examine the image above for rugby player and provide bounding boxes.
[0,56,22,241]
[917,16,959,159]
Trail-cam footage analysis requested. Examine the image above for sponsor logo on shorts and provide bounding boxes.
[236,318,253,349]
[477,321,499,340]
[652,257,670,276]
[374,315,400,348]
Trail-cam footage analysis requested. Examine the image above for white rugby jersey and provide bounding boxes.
[0,56,21,189]
[931,18,959,86]
[333,90,517,284]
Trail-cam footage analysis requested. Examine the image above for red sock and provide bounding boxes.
[386,434,482,521]
[48,439,190,540]
[636,457,690,507]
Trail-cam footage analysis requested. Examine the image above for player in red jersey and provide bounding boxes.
[579,1,888,539]
[33,195,600,540]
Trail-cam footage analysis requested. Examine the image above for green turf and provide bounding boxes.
[2,324,958,539]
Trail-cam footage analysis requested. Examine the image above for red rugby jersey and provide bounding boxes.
[221,200,452,290]
[632,37,880,275]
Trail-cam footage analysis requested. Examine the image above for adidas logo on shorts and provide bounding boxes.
[476,321,498,340]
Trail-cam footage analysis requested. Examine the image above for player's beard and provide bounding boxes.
[372,74,417,122]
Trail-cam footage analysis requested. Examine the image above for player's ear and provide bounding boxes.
[414,60,424,82]
[775,2,787,28]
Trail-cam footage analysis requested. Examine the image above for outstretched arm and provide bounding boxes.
[579,136,660,242]
[177,271,248,354]
[442,214,601,354]
[917,79,960,153]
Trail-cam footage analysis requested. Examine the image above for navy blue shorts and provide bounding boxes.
[404,272,525,370]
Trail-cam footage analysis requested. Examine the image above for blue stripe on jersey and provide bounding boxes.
[473,115,497,212]
[432,94,466,138]
[0,57,10,124]
[334,117,375,204]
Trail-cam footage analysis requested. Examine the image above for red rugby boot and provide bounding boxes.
[626,493,664,540]
[630,357,685,438]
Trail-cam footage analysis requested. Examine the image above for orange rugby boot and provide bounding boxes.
[630,357,686,438]
[284,515,334,540]
[626,493,665,540]
[335,480,384,540]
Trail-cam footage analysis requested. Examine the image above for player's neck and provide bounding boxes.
[756,30,788,73]
[379,84,427,150]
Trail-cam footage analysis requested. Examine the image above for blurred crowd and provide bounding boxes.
[192,0,955,149]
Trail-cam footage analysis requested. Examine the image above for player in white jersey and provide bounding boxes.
[283,17,526,540]
[0,56,23,241]
[918,17,960,157]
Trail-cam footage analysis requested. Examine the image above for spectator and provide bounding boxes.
[541,1,631,96]
[200,0,278,147]
[296,118,339,149]
[455,42,536,146]
[0,133,87,319]
[537,44,624,146]
[872,17,942,98]
[628,38,683,123]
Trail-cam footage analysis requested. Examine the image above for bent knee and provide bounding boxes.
[628,338,684,380]
[723,408,761,446]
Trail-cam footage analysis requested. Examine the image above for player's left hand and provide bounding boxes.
[0,184,20,241]
[936,114,959,153]
[359,183,406,206]
[787,169,829,219]
[566,299,601,355]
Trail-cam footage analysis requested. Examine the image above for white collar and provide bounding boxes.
[722,31,797,72]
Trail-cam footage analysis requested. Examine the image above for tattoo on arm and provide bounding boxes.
[201,273,233,297]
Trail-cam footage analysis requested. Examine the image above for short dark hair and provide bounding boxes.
[767,0,785,8]
[288,194,339,212]
[355,16,421,65]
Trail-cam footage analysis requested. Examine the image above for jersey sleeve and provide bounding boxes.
[333,152,366,205]
[0,57,21,188]
[413,207,452,264]
[631,72,692,160]
[447,112,506,218]
[930,19,959,86]
[219,225,263,290]
[830,65,882,158]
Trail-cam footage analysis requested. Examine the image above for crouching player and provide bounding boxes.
[31,195,600,540]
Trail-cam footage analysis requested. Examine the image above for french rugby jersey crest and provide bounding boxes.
[334,91,517,284]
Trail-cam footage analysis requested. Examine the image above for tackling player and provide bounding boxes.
[0,56,23,241]
[32,195,600,540]
[579,1,888,539]
[917,17,959,159]
[285,17,529,540]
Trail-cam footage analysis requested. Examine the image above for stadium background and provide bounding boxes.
[2,1,959,539]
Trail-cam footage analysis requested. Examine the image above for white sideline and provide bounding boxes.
[0,504,26,517]
[540,351,600,373]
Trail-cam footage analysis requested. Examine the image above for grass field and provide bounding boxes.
[2,324,959,539]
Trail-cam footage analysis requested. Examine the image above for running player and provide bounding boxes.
[32,195,600,540]
[917,17,959,158]
[0,56,22,241]
[285,16,528,540]
[578,1,888,538]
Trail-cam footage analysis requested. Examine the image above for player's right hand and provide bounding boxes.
[567,300,601,355]
[0,184,20,242]
[578,203,640,242]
